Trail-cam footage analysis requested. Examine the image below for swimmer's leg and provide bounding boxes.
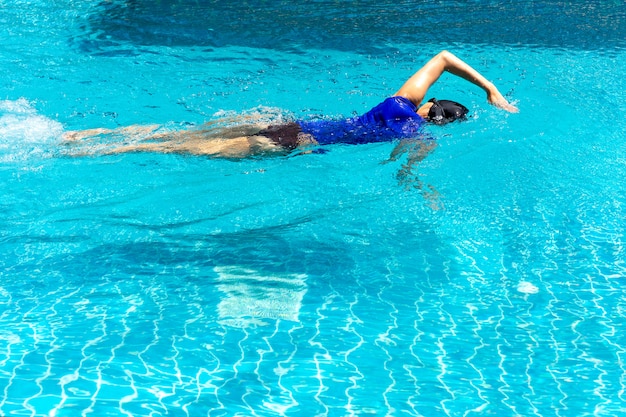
[104,135,284,158]
[104,142,172,155]
[246,135,284,155]
[99,136,260,158]
[186,135,283,158]
[63,125,161,142]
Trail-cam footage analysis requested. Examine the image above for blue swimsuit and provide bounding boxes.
[258,96,424,150]
[299,96,424,145]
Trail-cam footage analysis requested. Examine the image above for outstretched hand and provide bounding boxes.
[487,87,519,113]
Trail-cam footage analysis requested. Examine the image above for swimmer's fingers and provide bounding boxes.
[493,99,519,113]
[487,88,519,113]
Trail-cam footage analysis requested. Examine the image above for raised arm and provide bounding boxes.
[393,50,518,112]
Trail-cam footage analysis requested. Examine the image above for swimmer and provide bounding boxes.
[63,50,518,158]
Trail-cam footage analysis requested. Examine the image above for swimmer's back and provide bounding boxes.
[299,96,424,146]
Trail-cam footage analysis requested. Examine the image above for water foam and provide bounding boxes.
[0,98,64,162]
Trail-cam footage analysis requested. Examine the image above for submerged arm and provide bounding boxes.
[394,50,518,112]
[387,138,443,209]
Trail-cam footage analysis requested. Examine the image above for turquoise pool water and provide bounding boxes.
[2,1,626,415]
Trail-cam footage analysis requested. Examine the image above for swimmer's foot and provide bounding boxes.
[62,128,112,142]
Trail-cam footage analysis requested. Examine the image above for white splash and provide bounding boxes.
[0,98,64,162]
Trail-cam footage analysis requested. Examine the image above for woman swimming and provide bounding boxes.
[63,51,518,158]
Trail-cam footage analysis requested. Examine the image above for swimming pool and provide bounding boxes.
[2,0,626,415]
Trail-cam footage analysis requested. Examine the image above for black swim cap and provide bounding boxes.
[427,98,469,125]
